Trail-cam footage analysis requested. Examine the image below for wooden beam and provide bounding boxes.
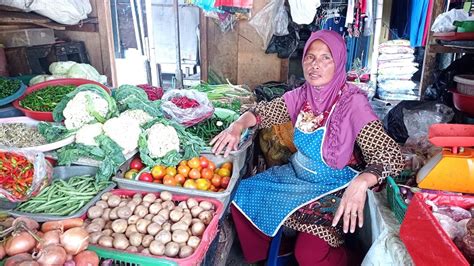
[429,44,474,54]
[95,0,117,87]
[199,10,208,82]
[0,11,50,24]
[419,0,444,98]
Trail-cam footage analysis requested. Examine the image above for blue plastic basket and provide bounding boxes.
[0,78,27,107]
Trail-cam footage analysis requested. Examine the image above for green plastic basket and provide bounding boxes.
[88,246,178,266]
[386,176,408,224]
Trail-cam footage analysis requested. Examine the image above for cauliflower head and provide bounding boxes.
[75,123,103,146]
[147,123,180,158]
[63,91,109,130]
[103,117,141,154]
[119,109,153,126]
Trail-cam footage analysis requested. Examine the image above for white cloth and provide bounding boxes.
[288,0,321,25]
[345,0,355,26]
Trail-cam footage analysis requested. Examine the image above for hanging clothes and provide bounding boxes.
[422,0,434,46]
[409,0,429,47]
[289,0,321,25]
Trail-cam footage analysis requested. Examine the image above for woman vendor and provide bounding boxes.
[211,30,404,265]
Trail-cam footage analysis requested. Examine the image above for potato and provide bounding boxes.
[164,242,180,257]
[152,214,167,226]
[125,224,138,238]
[143,193,157,203]
[86,222,103,233]
[172,230,189,244]
[136,219,151,234]
[142,201,151,208]
[111,219,128,233]
[113,235,130,250]
[160,191,173,201]
[191,222,205,236]
[170,210,184,222]
[198,211,213,225]
[89,232,103,244]
[128,215,140,225]
[162,222,171,232]
[180,214,192,226]
[91,218,106,228]
[149,203,162,215]
[109,208,119,220]
[107,195,121,208]
[141,248,151,255]
[126,201,138,213]
[134,205,148,218]
[191,218,201,224]
[129,232,143,247]
[126,246,138,252]
[149,240,165,256]
[119,201,127,207]
[187,236,200,249]
[133,193,142,200]
[158,209,170,220]
[102,209,111,221]
[186,198,198,209]
[105,221,113,229]
[142,235,154,248]
[179,245,194,258]
[171,222,189,232]
[102,229,113,236]
[98,236,113,248]
[191,206,204,218]
[101,192,112,201]
[95,200,109,209]
[162,201,175,211]
[144,214,154,221]
[177,201,188,209]
[87,206,104,219]
[147,223,162,236]
[155,230,172,244]
[199,201,214,211]
[117,206,133,219]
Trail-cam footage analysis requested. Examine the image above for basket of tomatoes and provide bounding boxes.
[113,154,238,212]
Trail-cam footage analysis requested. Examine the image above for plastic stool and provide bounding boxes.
[266,228,296,266]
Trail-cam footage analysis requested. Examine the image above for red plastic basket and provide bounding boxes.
[451,89,474,117]
[13,78,110,122]
[85,189,223,266]
[400,193,474,266]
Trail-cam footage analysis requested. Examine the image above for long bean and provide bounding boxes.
[187,114,235,144]
[15,175,112,216]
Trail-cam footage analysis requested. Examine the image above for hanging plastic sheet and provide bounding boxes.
[288,0,321,25]
[249,0,285,49]
[214,0,253,9]
[265,23,299,58]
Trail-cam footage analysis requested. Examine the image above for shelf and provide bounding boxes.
[429,44,474,54]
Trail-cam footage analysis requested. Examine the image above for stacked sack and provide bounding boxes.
[377,40,419,101]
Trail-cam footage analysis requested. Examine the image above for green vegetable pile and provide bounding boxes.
[15,175,112,216]
[187,114,235,144]
[20,85,76,112]
[0,79,21,99]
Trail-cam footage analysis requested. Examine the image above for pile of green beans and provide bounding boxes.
[20,85,76,112]
[187,114,234,144]
[15,175,112,216]
[0,79,21,99]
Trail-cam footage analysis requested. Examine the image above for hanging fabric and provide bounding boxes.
[288,0,321,25]
[409,0,429,47]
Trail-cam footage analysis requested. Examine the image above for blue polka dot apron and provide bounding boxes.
[232,123,358,236]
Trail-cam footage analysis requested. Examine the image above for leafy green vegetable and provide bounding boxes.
[37,122,76,143]
[113,85,163,117]
[53,84,118,123]
[0,79,21,99]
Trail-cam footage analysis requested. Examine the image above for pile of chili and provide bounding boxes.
[171,96,200,109]
[0,152,34,199]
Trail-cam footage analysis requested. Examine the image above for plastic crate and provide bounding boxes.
[86,189,223,266]
[386,176,407,224]
[114,153,241,212]
[7,166,115,222]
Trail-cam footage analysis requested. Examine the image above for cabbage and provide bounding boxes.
[49,61,77,76]
[67,63,107,84]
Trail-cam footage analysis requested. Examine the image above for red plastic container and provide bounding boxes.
[13,78,110,122]
[85,189,223,266]
[428,124,474,148]
[400,193,474,266]
[451,89,474,117]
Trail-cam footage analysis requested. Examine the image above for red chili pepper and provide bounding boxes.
[0,151,34,200]
[171,96,200,109]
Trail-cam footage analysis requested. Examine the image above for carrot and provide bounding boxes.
[41,218,83,233]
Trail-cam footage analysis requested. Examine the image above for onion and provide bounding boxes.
[0,243,5,259]
[64,260,76,266]
[35,244,67,266]
[4,253,33,266]
[74,250,99,266]
[18,260,39,266]
[41,229,61,247]
[60,227,89,255]
[4,231,36,256]
[12,217,39,231]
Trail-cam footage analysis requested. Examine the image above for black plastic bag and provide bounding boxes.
[265,23,300,59]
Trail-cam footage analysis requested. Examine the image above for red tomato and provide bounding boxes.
[201,168,214,180]
[188,168,201,180]
[199,156,209,168]
[130,158,144,171]
[139,172,153,182]
[221,176,230,189]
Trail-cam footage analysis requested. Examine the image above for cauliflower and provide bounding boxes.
[75,123,103,146]
[147,123,180,158]
[119,109,153,126]
[63,91,109,130]
[103,117,141,154]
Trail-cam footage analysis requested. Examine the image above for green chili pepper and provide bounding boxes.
[19,85,76,112]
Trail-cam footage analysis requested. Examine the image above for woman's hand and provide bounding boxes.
[332,173,377,233]
[210,122,244,157]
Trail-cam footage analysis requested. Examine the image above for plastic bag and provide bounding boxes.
[1,0,91,25]
[161,89,214,127]
[265,22,299,58]
[0,148,53,202]
[274,5,289,36]
[403,103,454,138]
[431,9,469,33]
[249,0,285,49]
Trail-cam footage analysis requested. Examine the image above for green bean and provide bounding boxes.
[19,85,76,112]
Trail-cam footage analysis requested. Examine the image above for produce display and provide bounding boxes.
[191,82,256,112]
[0,79,21,99]
[15,175,113,216]
[19,85,76,112]
[187,113,235,144]
[0,123,47,148]
[84,191,217,259]
[0,216,100,265]
[122,156,232,192]
[137,84,163,101]
[0,151,34,199]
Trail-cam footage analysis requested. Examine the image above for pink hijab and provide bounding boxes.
[283,30,378,169]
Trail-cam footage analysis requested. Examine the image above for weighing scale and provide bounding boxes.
[416,124,474,193]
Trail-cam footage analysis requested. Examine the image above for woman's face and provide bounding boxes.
[303,40,335,87]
